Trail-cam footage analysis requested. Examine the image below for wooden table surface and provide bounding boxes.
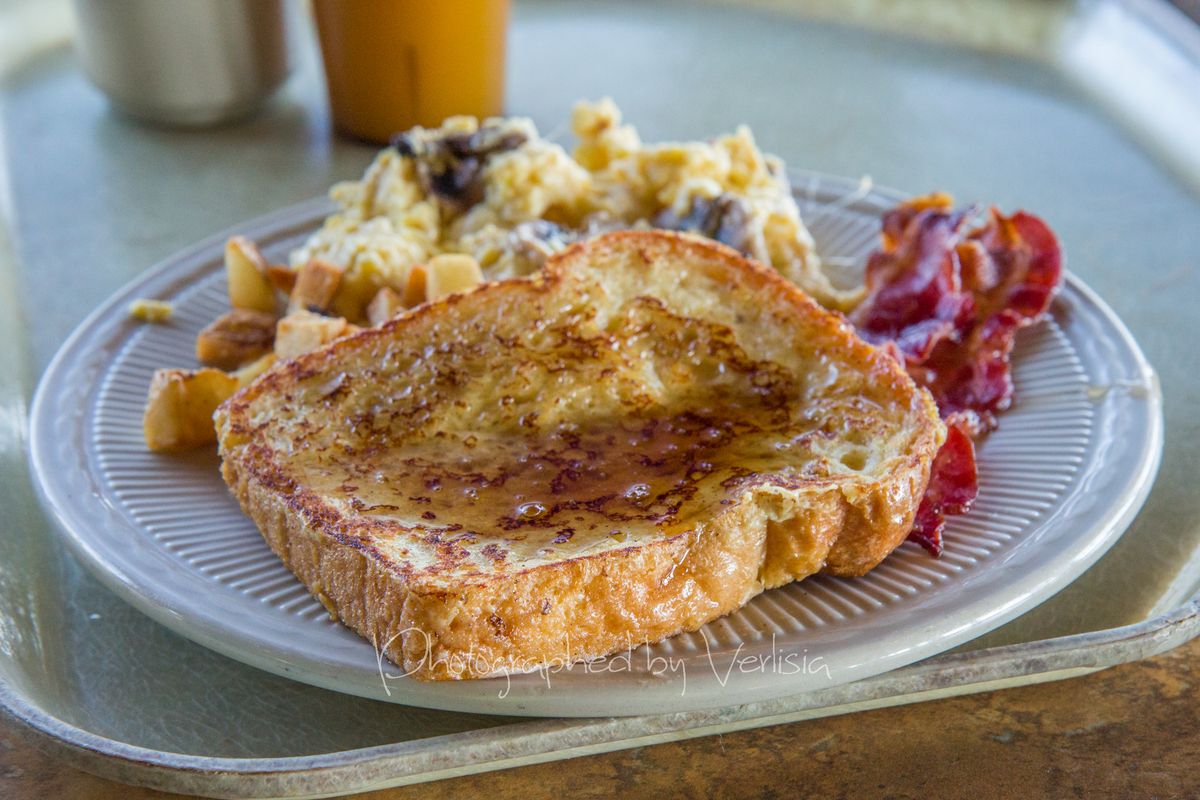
[2,635,1195,799]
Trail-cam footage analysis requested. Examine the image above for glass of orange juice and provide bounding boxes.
[312,0,510,143]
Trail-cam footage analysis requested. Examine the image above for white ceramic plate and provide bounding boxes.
[29,175,1162,717]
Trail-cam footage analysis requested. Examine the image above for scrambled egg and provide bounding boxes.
[128,298,174,323]
[292,99,857,322]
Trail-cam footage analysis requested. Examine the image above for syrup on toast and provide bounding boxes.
[216,231,944,680]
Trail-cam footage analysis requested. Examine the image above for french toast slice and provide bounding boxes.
[216,231,944,680]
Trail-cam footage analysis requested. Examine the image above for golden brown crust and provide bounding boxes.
[216,231,943,680]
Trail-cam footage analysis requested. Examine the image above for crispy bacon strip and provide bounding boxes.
[852,194,1063,555]
[908,417,978,557]
[853,195,975,364]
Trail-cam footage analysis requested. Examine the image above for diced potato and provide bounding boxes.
[425,254,483,301]
[366,287,405,326]
[143,368,239,451]
[128,298,174,323]
[328,259,401,323]
[275,310,357,359]
[195,309,276,369]
[403,263,427,307]
[233,352,276,387]
[225,236,277,313]
[289,258,344,313]
[266,264,297,295]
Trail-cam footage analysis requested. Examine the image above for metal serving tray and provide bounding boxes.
[2,0,1198,796]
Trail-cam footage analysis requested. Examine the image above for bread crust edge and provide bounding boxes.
[220,443,935,681]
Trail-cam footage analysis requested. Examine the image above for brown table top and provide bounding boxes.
[3,636,1195,799]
